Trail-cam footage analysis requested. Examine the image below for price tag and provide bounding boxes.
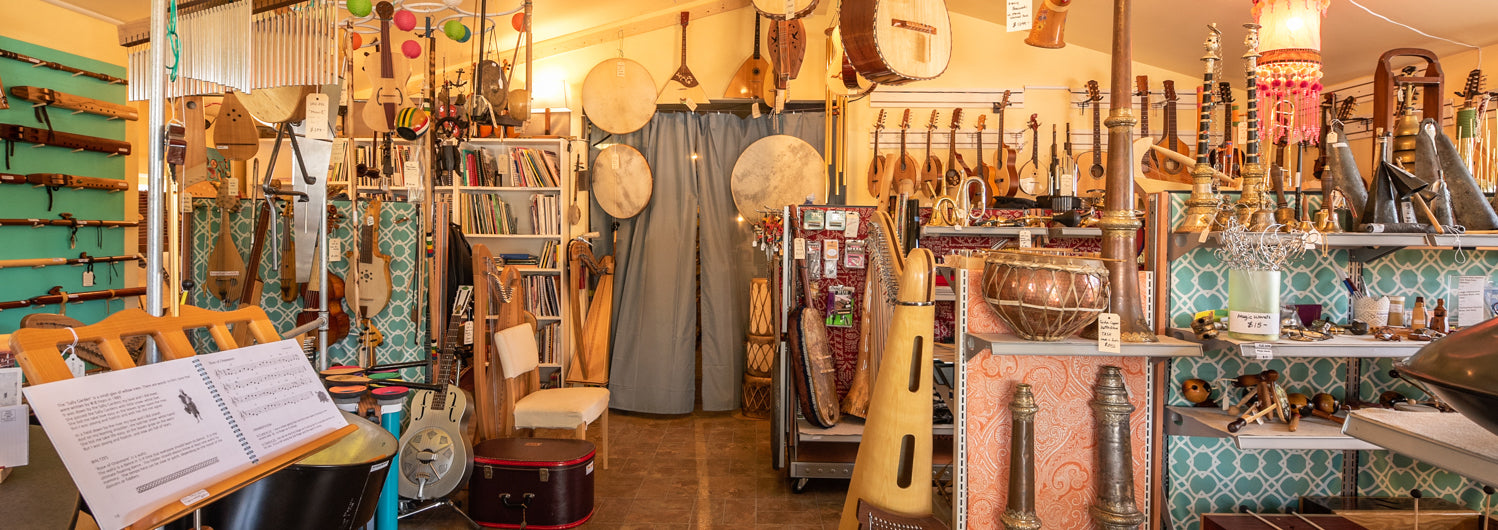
[751,101,762,119]
[822,239,840,261]
[1006,0,1031,32]
[1097,312,1121,353]
[793,237,806,260]
[684,98,698,112]
[615,60,626,77]
[1249,342,1274,360]
[328,238,343,262]
[402,159,421,183]
[225,177,239,196]
[304,93,331,139]
[1229,310,1278,336]
[1456,275,1487,326]
[463,321,474,345]
[1198,227,1211,243]
[1400,201,1417,224]
[64,353,85,378]
[844,212,860,237]
[1305,231,1323,249]
[1018,229,1033,249]
[82,270,94,287]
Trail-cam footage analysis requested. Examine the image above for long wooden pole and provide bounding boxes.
[1101,0,1156,342]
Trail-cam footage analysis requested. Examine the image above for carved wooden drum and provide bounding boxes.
[980,249,1109,341]
[748,277,774,336]
[592,144,652,219]
[581,58,656,135]
[745,335,775,378]
[730,135,824,220]
[741,373,772,419]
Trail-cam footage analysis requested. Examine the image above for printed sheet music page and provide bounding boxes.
[23,339,347,530]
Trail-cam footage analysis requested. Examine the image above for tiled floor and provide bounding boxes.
[583,409,850,529]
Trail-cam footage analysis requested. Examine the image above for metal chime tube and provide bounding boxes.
[1101,0,1156,342]
[1236,24,1268,223]
[144,0,170,363]
[1091,365,1146,529]
[1002,384,1042,530]
[1177,25,1222,233]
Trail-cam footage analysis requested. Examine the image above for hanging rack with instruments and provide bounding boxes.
[0,286,146,312]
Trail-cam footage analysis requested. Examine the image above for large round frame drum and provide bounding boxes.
[980,249,1110,341]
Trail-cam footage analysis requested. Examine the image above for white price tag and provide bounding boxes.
[684,98,698,112]
[793,237,807,260]
[751,101,762,119]
[1018,229,1033,249]
[615,60,626,77]
[1097,313,1121,353]
[82,270,94,287]
[1305,232,1323,249]
[1456,275,1487,326]
[328,238,343,261]
[844,212,860,237]
[1250,342,1274,360]
[1006,0,1032,32]
[824,259,837,279]
[1229,311,1279,336]
[64,353,85,378]
[463,321,474,345]
[1400,202,1417,224]
[225,177,239,196]
[402,159,421,183]
[1198,227,1211,243]
[304,94,331,139]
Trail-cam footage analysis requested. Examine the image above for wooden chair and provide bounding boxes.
[491,321,610,469]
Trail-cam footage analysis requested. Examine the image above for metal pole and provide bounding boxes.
[144,0,169,363]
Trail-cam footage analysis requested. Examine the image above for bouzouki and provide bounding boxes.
[361,2,409,133]
[351,198,393,321]
[976,114,1011,198]
[1150,80,1194,184]
[891,109,919,193]
[920,109,943,197]
[840,0,952,85]
[1017,115,1047,197]
[727,14,774,104]
[866,109,889,195]
[994,91,1020,195]
[944,108,969,186]
[398,285,476,501]
[1076,80,1108,197]
[658,12,710,107]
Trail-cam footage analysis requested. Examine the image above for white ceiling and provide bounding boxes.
[51,0,1498,86]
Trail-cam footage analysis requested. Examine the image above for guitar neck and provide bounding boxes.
[751,16,762,59]
[380,17,393,76]
[1165,99,1178,143]
[359,222,374,263]
[1139,95,1151,137]
[1092,103,1102,152]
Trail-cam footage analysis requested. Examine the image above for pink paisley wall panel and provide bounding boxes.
[964,271,1151,530]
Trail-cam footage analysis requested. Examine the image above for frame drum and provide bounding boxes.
[581,58,656,135]
[730,135,825,219]
[592,145,653,219]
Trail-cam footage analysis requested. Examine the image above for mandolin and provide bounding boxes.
[361,2,410,133]
[867,109,889,196]
[657,12,710,107]
[752,0,818,19]
[840,0,952,85]
[1210,81,1245,180]
[943,108,969,186]
[891,109,919,193]
[725,13,774,104]
[1074,81,1108,198]
[920,109,943,197]
[994,91,1020,193]
[351,197,393,321]
[1150,80,1194,184]
[1017,115,1048,197]
[976,114,1011,198]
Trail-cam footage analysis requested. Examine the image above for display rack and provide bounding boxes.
[965,332,1201,360]
[1167,230,1498,262]
[1166,406,1378,451]
[1166,328,1423,358]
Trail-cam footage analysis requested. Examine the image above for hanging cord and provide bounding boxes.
[1344,0,1481,66]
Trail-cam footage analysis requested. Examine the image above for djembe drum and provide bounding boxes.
[980,249,1110,341]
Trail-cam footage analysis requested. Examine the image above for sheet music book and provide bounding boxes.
[24,340,347,530]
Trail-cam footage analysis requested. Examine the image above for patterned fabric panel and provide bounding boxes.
[189,199,426,374]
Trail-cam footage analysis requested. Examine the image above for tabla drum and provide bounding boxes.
[745,335,775,378]
[730,135,825,220]
[980,249,1109,341]
[581,58,656,135]
[592,145,652,219]
[741,373,772,419]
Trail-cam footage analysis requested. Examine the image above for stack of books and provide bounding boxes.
[529,194,561,235]
[459,194,516,234]
[508,147,562,187]
[523,276,560,317]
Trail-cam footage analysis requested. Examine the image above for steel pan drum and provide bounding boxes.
[980,250,1109,341]
[168,412,396,530]
[1399,316,1498,437]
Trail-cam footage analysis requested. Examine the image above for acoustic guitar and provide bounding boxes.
[361,2,409,133]
[840,0,952,85]
[920,109,943,197]
[1210,81,1245,180]
[752,0,817,19]
[725,14,774,104]
[890,109,919,194]
[1017,115,1048,197]
[1075,80,1108,197]
[943,108,969,186]
[657,12,710,107]
[351,198,393,321]
[1149,80,1193,184]
[976,115,1011,198]
[398,285,475,501]
[825,26,874,97]
[866,109,889,196]
[993,91,1020,195]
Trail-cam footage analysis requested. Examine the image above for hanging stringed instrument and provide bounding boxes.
[657,12,710,107]
[1311,95,1356,180]
[867,109,889,195]
[298,207,350,344]
[840,0,952,85]
[993,91,1020,195]
[1017,115,1047,197]
[1136,76,1158,177]
[230,202,273,346]
[943,108,969,186]
[205,91,258,302]
[361,2,409,133]
[891,109,919,194]
[825,26,875,97]
[351,198,393,321]
[1149,80,1194,184]
[976,114,1011,198]
[1210,81,1245,180]
[278,204,299,302]
[767,16,806,108]
[726,13,774,104]
[920,109,943,197]
[1076,80,1108,198]
[752,0,817,19]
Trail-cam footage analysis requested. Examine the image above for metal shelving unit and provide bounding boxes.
[1166,406,1378,450]
[1344,409,1498,487]
[1166,328,1423,359]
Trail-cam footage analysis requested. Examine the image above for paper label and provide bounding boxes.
[402,159,420,183]
[304,94,331,140]
[1250,342,1274,360]
[328,238,342,258]
[615,61,626,77]
[844,212,860,237]
[82,270,94,287]
[824,258,837,279]
[1456,275,1487,326]
[0,404,28,467]
[793,237,806,260]
[0,367,20,407]
[180,489,210,506]
[822,239,840,261]
[684,98,698,112]
[463,321,474,345]
[1229,310,1278,335]
[226,177,239,196]
[1401,201,1416,224]
[751,102,762,119]
[1007,0,1032,32]
[1019,229,1033,249]
[1097,313,1121,353]
[1198,227,1211,243]
[64,353,86,378]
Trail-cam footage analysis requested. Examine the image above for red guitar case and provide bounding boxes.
[468,438,596,529]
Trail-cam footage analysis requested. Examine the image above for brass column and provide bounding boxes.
[1236,24,1268,224]
[1091,366,1146,530]
[1002,384,1042,530]
[1101,0,1157,342]
[1177,25,1223,233]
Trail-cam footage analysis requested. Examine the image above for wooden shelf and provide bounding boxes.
[922,226,1102,238]
[963,332,1203,360]
[454,186,561,192]
[1166,406,1377,450]
[1167,328,1423,358]
[1169,230,1498,261]
[463,233,562,239]
[1343,409,1498,487]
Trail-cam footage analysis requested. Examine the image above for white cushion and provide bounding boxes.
[514,387,611,430]
[492,323,537,379]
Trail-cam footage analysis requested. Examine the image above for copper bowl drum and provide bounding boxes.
[1398,316,1498,437]
[980,249,1110,341]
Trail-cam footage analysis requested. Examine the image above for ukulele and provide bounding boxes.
[1075,80,1108,197]
[278,203,299,303]
[994,91,1020,192]
[867,109,889,195]
[726,14,774,104]
[944,108,969,186]
[1017,115,1047,197]
[398,285,476,501]
[361,2,409,133]
[657,12,710,106]
[891,109,919,193]
[1210,81,1245,180]
[351,198,393,320]
[1151,80,1194,184]
[976,114,1010,198]
[920,109,943,197]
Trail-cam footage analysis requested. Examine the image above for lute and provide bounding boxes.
[726,13,774,104]
[1016,114,1047,197]
[398,285,476,501]
[866,109,889,196]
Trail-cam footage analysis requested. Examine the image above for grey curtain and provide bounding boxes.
[596,111,824,414]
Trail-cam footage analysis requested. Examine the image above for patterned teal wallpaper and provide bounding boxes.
[1163,191,1498,528]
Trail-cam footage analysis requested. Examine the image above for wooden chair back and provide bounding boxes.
[472,244,540,442]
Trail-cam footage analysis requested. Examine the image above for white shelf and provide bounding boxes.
[463,233,562,239]
[1343,409,1498,487]
[535,316,561,321]
[517,267,561,274]
[1167,328,1422,359]
[922,226,1102,238]
[455,186,561,192]
[796,417,954,443]
[1166,406,1377,450]
[964,332,1203,358]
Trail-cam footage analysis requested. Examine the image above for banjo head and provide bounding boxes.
[582,58,657,135]
[592,145,653,218]
[731,135,825,219]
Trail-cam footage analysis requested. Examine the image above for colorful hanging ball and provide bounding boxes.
[394,9,417,31]
[350,32,363,50]
[512,13,526,32]
[401,40,422,59]
[443,20,465,41]
[456,26,472,43]
[347,0,372,17]
[395,107,430,140]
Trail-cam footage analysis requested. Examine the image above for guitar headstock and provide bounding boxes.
[975,114,987,131]
[999,90,1012,111]
[1027,114,1039,132]
[927,109,940,130]
[1135,75,1150,96]
[875,109,887,131]
[900,108,911,130]
[1218,81,1235,103]
[1335,96,1357,122]
[1086,80,1101,102]
[949,108,963,130]
[375,1,394,20]
[1459,69,1486,105]
[1164,80,1178,102]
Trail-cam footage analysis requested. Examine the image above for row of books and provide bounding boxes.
[508,148,562,188]
[538,240,558,269]
[529,194,562,235]
[523,276,561,317]
[459,194,517,234]
[536,321,561,366]
[443,145,562,188]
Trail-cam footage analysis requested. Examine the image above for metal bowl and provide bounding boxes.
[1398,316,1498,437]
[980,250,1109,341]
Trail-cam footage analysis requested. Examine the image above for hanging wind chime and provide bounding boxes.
[1253,0,1330,145]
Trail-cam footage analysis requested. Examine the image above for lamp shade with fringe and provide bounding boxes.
[1254,0,1331,145]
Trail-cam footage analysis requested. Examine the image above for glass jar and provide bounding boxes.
[1228,269,1281,341]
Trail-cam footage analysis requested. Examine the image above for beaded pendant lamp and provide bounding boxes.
[1254,0,1331,145]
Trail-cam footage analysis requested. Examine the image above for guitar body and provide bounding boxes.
[398,384,474,499]
[892,153,919,191]
[1149,138,1193,184]
[752,0,818,19]
[841,0,952,85]
[979,163,1009,198]
[362,2,410,133]
[1075,151,1108,197]
[353,199,393,318]
[996,144,1020,195]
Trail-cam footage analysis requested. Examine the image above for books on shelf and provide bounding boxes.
[529,193,561,235]
[538,240,558,269]
[508,147,561,187]
[523,276,560,317]
[459,194,517,234]
[536,321,561,366]
[445,143,562,188]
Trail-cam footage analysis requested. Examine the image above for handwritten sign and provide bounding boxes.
[1229,310,1278,336]
[1097,313,1121,353]
[1019,229,1033,249]
[1456,275,1488,327]
[1248,342,1274,360]
[1007,0,1031,32]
